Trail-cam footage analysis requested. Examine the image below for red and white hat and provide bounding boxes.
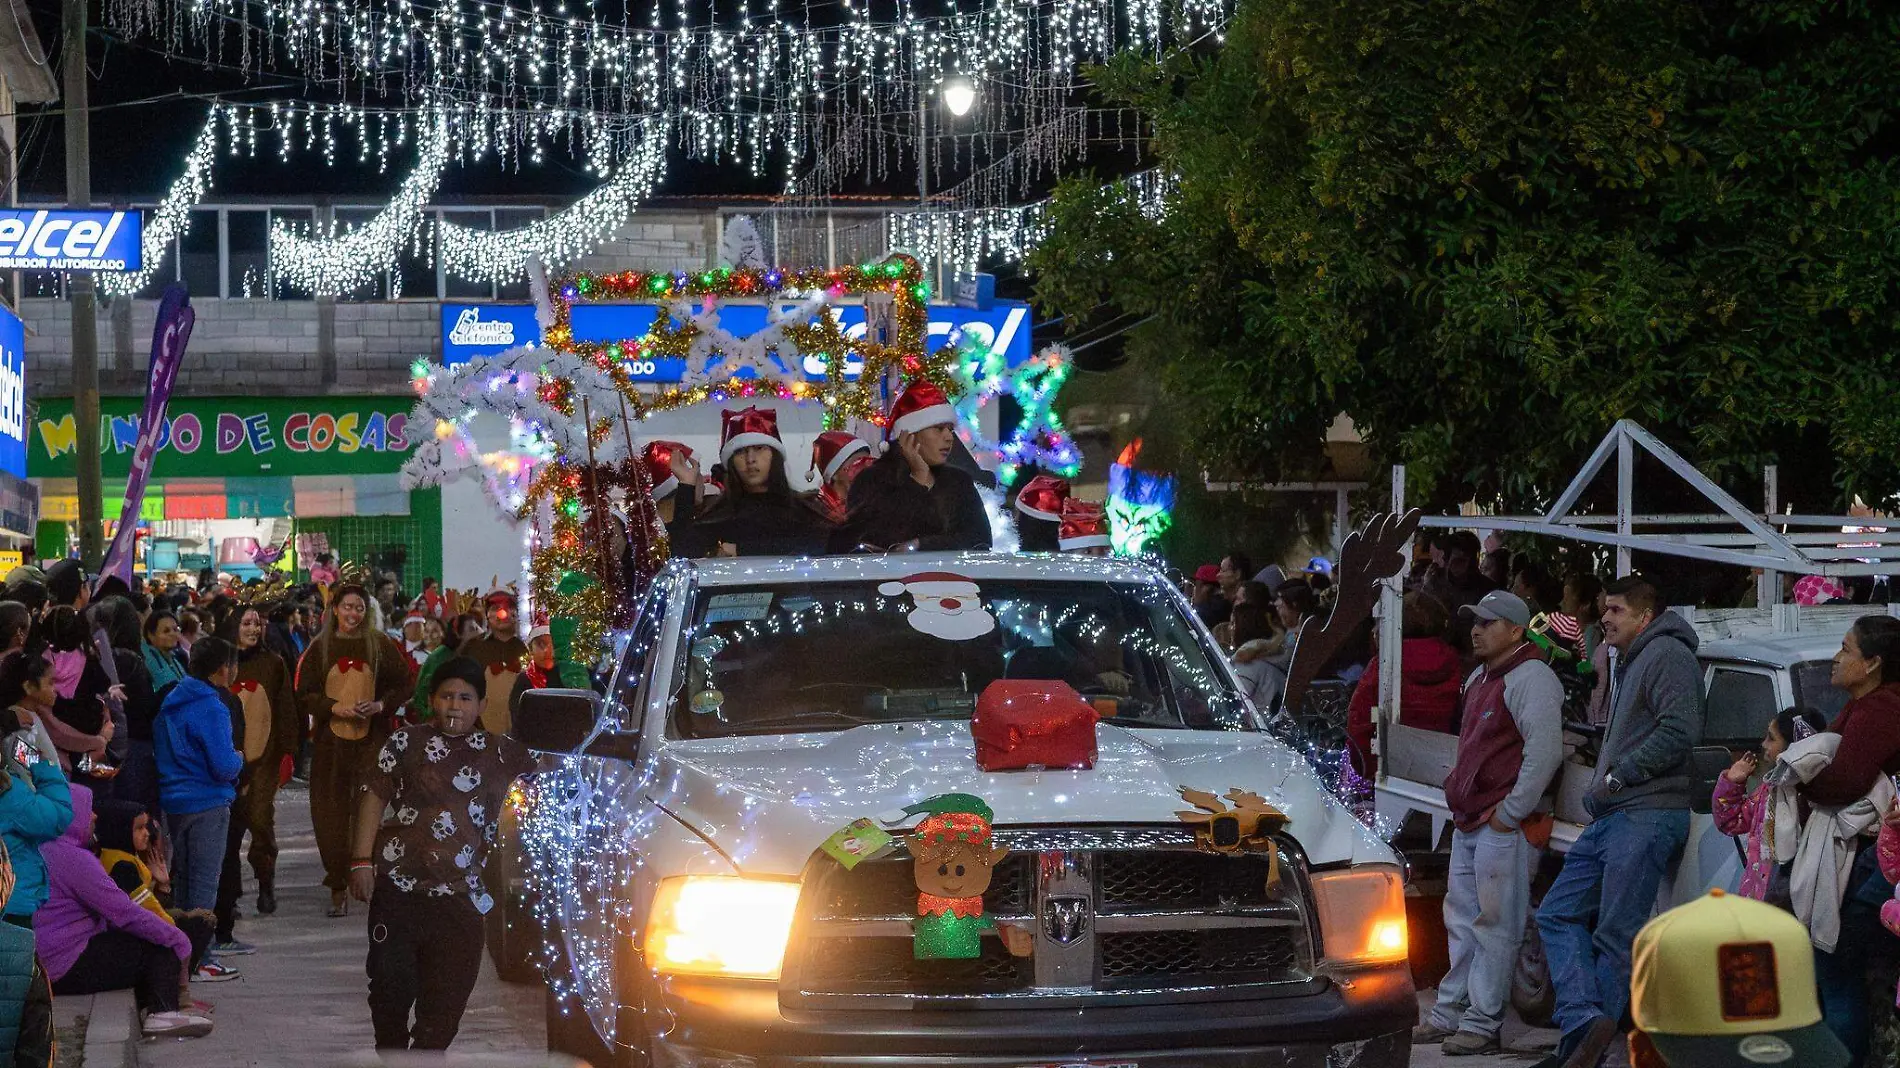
[1058,498,1111,551]
[884,379,957,439]
[642,439,692,500]
[1013,474,1071,522]
[877,571,982,600]
[719,406,785,464]
[811,431,871,483]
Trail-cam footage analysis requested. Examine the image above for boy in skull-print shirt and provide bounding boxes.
[348,656,536,1051]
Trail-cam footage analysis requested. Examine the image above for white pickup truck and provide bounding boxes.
[513,552,1418,1068]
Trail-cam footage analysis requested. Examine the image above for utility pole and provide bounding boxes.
[65,0,103,568]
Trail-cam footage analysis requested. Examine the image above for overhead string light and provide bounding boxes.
[100,0,1229,184]
[269,108,453,295]
[437,120,671,283]
[98,105,226,298]
[890,168,1178,274]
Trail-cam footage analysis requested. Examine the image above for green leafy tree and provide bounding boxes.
[1030,0,1900,512]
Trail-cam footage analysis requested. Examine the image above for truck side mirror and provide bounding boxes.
[515,688,607,755]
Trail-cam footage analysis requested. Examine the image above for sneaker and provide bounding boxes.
[186,999,215,1014]
[1412,1022,1456,1044]
[1443,1030,1502,1056]
[143,1011,214,1038]
[190,962,240,983]
[212,939,258,956]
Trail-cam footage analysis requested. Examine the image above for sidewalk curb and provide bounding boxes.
[85,989,140,1068]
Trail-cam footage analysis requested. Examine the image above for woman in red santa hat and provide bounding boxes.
[810,431,874,525]
[829,380,993,553]
[666,406,831,557]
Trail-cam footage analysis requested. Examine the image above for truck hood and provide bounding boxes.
[646,721,1394,875]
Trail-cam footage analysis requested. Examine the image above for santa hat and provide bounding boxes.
[1057,498,1112,551]
[484,580,516,606]
[643,440,691,500]
[720,406,785,464]
[402,608,430,628]
[811,431,871,483]
[885,379,957,439]
[526,624,552,644]
[1013,474,1071,522]
[877,572,982,600]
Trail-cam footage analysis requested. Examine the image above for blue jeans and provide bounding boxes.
[1535,808,1689,1042]
[167,805,231,914]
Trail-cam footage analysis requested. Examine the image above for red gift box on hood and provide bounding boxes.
[971,680,1100,772]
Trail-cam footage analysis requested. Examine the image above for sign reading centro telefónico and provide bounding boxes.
[0,305,24,479]
[0,209,142,272]
[28,396,416,479]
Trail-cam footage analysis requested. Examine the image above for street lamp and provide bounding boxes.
[941,75,976,118]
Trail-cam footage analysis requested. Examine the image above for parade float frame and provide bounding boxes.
[401,253,960,665]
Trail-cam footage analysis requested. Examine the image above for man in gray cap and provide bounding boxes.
[1415,590,1564,1057]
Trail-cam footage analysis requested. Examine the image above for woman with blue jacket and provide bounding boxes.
[0,651,76,925]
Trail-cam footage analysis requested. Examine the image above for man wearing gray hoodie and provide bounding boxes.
[1532,575,1704,1068]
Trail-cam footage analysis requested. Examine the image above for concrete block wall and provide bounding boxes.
[19,210,719,400]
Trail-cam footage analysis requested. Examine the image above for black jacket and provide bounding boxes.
[829,458,993,553]
[668,486,832,559]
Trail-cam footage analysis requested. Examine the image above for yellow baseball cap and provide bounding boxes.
[1630,889,1848,1068]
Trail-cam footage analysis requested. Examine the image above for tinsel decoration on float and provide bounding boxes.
[402,252,954,661]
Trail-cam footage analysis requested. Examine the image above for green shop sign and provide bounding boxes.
[30,396,417,479]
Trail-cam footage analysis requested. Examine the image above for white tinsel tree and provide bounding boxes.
[719,215,766,268]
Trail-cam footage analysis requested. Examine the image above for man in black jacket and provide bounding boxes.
[829,380,992,553]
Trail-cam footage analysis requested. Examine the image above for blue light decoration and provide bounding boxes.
[952,339,1080,487]
[1107,438,1175,556]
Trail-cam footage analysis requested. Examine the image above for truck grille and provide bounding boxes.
[783,826,1317,1008]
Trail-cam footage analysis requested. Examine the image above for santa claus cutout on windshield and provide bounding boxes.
[878,572,997,641]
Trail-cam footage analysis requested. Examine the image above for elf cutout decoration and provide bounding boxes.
[905,795,1034,961]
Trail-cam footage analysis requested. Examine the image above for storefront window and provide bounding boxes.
[180,209,221,298]
[227,210,270,298]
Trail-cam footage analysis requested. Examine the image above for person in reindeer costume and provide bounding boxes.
[453,583,527,736]
[217,602,298,917]
[294,580,411,918]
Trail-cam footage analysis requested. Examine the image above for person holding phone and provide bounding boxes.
[664,406,831,559]
[828,380,992,554]
[0,651,75,927]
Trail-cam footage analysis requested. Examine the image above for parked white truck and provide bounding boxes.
[514,552,1418,1068]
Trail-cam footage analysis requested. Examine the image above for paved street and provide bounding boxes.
[141,784,553,1068]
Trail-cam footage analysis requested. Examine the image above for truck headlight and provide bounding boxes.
[644,876,801,980]
[1310,865,1408,967]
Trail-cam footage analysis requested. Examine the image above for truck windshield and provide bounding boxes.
[669,577,1250,738]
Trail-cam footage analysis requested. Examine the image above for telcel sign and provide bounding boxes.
[0,209,142,271]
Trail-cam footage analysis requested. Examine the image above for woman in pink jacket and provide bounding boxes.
[34,783,212,1039]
